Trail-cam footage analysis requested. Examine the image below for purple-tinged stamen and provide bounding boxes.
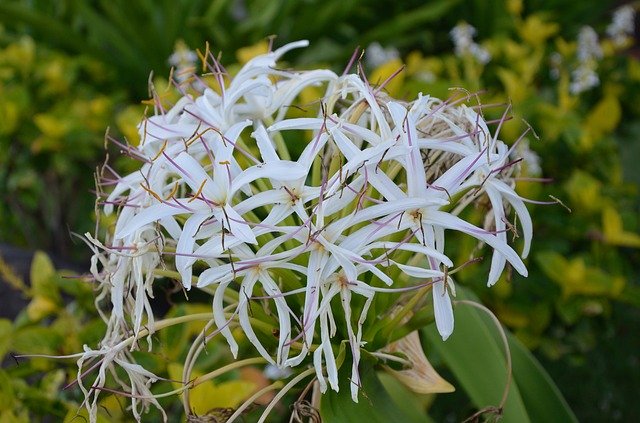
[343,47,361,76]
[373,64,405,95]
[106,135,150,163]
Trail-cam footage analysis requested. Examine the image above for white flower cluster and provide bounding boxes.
[570,26,602,94]
[85,41,532,419]
[168,41,199,85]
[450,22,491,64]
[365,42,400,68]
[607,5,636,47]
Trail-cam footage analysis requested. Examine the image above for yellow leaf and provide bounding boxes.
[370,58,405,97]
[507,0,523,16]
[116,105,144,145]
[33,114,70,139]
[536,252,626,298]
[26,296,58,321]
[518,15,559,46]
[602,206,640,248]
[564,170,602,214]
[168,363,257,414]
[580,94,621,150]
[236,40,270,65]
[497,68,527,103]
[29,251,60,301]
[628,58,640,82]
[0,100,21,135]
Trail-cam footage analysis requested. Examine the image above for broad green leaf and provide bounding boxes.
[320,354,424,423]
[505,333,578,422]
[423,288,531,422]
[379,373,436,423]
[424,287,577,422]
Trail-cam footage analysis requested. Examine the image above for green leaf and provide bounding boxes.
[360,0,461,45]
[29,251,60,302]
[423,298,531,422]
[0,319,13,361]
[11,326,63,355]
[320,353,424,423]
[506,333,578,423]
[423,286,576,422]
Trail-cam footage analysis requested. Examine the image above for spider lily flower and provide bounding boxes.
[86,40,536,421]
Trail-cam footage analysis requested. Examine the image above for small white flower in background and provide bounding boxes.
[570,61,600,94]
[86,40,534,420]
[450,22,491,64]
[168,40,199,85]
[365,42,400,68]
[571,26,602,94]
[512,139,542,176]
[576,26,602,62]
[607,5,636,47]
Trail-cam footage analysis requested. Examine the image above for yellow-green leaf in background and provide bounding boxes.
[168,363,256,415]
[116,105,144,145]
[11,326,63,356]
[536,252,625,298]
[564,170,603,214]
[0,319,12,362]
[602,206,640,248]
[26,296,58,321]
[236,40,269,65]
[518,15,559,47]
[370,58,405,98]
[33,114,70,140]
[580,94,621,150]
[497,68,527,103]
[29,252,61,303]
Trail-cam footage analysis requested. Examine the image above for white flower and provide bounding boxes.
[576,26,602,62]
[450,22,491,64]
[366,42,400,68]
[570,65,600,94]
[607,5,636,47]
[89,40,535,420]
[570,26,602,94]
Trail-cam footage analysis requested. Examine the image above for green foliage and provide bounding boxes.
[424,288,577,422]
[0,35,125,258]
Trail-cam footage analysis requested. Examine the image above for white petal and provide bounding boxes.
[426,210,528,277]
[176,213,210,289]
[395,262,445,279]
[213,281,238,357]
[491,180,533,258]
[252,124,280,163]
[172,152,219,199]
[216,205,257,244]
[229,161,307,196]
[433,279,454,340]
[237,272,276,365]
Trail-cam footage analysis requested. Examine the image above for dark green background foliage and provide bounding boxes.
[0,0,638,421]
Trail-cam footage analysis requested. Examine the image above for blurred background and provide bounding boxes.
[0,0,638,421]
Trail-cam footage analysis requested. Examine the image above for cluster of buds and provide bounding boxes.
[84,41,532,421]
